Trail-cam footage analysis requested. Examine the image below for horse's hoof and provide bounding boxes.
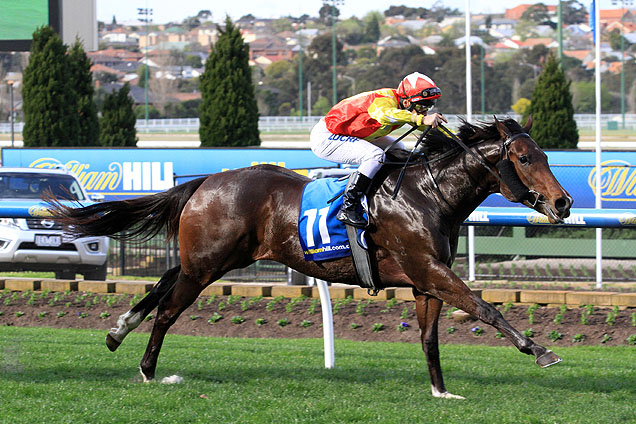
[536,350,562,368]
[105,333,121,352]
[140,367,154,383]
[431,386,466,400]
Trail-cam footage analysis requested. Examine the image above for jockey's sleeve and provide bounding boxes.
[367,90,413,126]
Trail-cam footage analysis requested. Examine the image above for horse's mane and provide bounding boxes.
[386,118,526,163]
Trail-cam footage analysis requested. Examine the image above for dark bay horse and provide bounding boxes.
[48,117,572,399]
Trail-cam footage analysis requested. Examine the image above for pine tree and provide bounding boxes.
[199,17,260,147]
[529,53,578,149]
[22,26,79,147]
[99,83,137,146]
[69,39,99,146]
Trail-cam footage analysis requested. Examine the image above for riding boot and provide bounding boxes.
[337,172,373,228]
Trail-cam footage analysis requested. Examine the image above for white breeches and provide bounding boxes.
[310,118,406,179]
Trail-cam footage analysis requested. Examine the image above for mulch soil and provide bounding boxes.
[2,292,636,347]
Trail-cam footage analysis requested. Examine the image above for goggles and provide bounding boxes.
[403,86,442,103]
[413,100,436,114]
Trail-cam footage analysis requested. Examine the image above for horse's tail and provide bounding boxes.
[46,177,207,241]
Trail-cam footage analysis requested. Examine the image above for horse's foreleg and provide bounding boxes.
[106,266,181,352]
[139,271,204,382]
[413,292,465,400]
[416,260,561,368]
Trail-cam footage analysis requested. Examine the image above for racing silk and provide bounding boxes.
[324,88,417,140]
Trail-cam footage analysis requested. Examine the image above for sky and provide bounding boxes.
[96,0,569,24]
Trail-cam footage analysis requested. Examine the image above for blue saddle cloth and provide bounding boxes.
[298,178,353,261]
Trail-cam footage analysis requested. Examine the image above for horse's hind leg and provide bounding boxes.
[414,292,464,400]
[139,270,205,382]
[106,266,181,352]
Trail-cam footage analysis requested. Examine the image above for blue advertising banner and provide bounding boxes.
[1,148,335,201]
[3,148,636,209]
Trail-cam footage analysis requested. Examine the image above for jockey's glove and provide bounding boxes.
[410,110,425,126]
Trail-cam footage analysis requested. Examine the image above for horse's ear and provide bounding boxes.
[523,115,533,132]
[494,116,512,139]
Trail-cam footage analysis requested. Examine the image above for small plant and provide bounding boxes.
[445,306,459,319]
[197,300,204,311]
[78,312,88,319]
[56,311,67,318]
[129,293,142,307]
[26,293,36,306]
[400,306,409,320]
[601,334,612,344]
[446,326,455,334]
[144,314,153,321]
[37,311,47,319]
[605,306,619,326]
[4,297,11,306]
[65,302,71,308]
[381,298,398,313]
[307,298,319,315]
[397,322,409,332]
[355,300,372,316]
[547,330,563,342]
[99,311,111,319]
[572,333,585,343]
[230,315,245,324]
[227,295,241,305]
[105,296,117,308]
[495,332,504,339]
[523,328,534,338]
[631,312,636,327]
[503,302,513,314]
[208,312,223,324]
[242,296,263,312]
[580,308,590,325]
[471,326,483,336]
[585,304,595,316]
[372,323,384,332]
[527,304,540,324]
[266,296,285,312]
[15,311,25,317]
[300,320,313,328]
[189,315,200,321]
[626,334,636,345]
[350,323,362,330]
[277,318,290,327]
[553,313,564,325]
[285,296,305,313]
[206,294,217,305]
[255,318,267,326]
[217,301,226,311]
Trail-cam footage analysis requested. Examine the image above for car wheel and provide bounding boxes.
[55,270,76,280]
[83,263,107,281]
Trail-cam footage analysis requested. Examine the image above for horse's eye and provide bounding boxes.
[519,155,529,164]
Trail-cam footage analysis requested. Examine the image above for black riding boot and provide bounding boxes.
[337,172,372,228]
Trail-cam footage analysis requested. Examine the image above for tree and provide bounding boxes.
[137,64,150,88]
[529,53,578,149]
[319,4,340,25]
[22,26,79,147]
[199,17,259,147]
[99,83,137,147]
[364,13,381,43]
[521,3,550,24]
[69,39,99,146]
[562,1,588,25]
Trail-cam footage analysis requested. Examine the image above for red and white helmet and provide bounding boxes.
[397,72,441,110]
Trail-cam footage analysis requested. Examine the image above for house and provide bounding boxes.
[248,36,294,62]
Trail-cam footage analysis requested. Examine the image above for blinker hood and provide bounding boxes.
[496,159,531,202]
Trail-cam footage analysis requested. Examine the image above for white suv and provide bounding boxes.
[0,167,109,280]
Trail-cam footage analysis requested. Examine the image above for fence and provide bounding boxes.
[2,114,636,134]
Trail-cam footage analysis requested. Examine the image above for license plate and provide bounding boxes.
[35,234,62,247]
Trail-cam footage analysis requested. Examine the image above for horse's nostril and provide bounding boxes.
[555,197,570,214]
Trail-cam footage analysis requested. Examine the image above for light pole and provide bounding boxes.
[324,0,344,105]
[611,0,633,129]
[7,80,14,147]
[298,27,303,121]
[137,6,153,127]
[342,75,355,96]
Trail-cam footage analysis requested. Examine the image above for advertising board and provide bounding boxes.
[3,148,636,210]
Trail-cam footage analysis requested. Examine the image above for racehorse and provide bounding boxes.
[47,117,572,399]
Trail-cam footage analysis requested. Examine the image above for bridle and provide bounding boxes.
[436,124,545,208]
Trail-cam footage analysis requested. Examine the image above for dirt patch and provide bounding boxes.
[2,292,636,347]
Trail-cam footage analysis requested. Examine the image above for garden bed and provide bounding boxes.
[1,290,636,347]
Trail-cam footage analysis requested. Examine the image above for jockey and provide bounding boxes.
[310,72,447,228]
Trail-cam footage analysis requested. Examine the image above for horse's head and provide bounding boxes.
[494,116,572,223]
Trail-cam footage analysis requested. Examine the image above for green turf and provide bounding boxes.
[0,327,634,423]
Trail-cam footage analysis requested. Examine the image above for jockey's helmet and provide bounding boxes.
[397,72,441,112]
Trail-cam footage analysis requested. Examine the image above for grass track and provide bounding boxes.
[1,327,635,423]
